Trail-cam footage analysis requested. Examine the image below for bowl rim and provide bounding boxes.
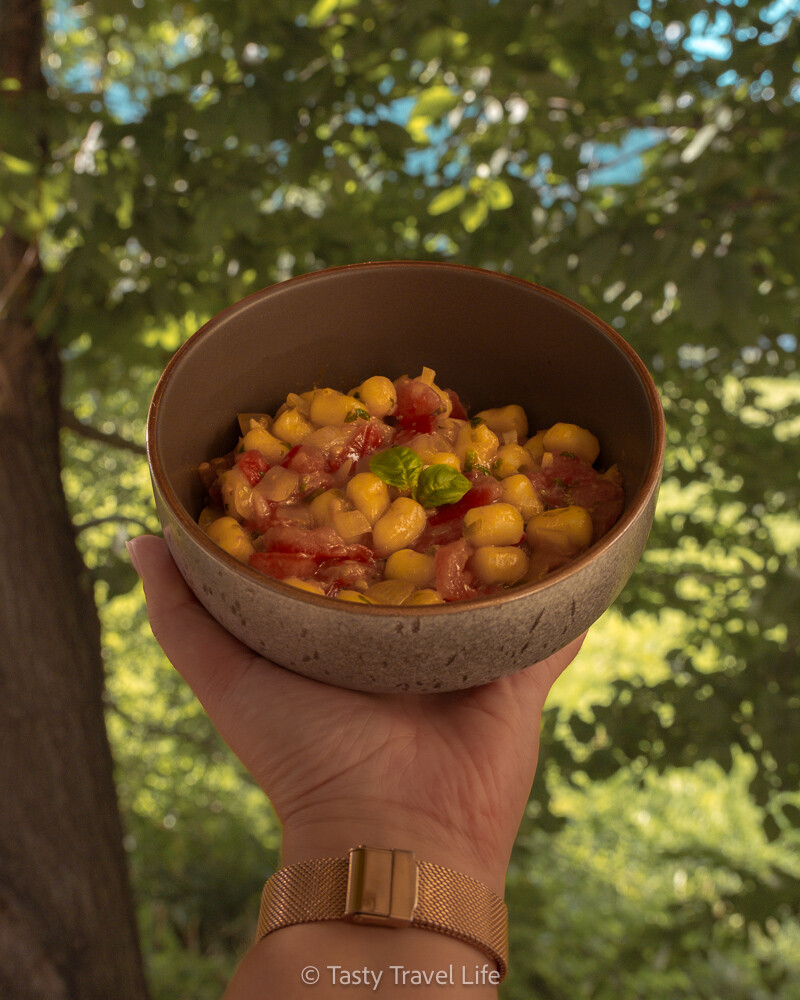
[147,260,666,616]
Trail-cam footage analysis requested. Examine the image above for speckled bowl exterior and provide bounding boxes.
[147,262,665,693]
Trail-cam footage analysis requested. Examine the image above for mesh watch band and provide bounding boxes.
[255,847,508,980]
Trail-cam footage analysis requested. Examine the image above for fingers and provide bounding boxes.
[127,535,262,712]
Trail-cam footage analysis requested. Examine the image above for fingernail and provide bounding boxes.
[126,537,144,578]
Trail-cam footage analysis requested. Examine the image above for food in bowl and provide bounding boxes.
[196,366,624,605]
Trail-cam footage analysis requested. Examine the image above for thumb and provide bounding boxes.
[127,534,259,712]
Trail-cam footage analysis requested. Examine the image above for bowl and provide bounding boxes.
[147,261,665,693]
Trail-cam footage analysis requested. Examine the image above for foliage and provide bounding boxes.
[3,0,798,994]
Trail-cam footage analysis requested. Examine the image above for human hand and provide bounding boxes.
[128,535,584,895]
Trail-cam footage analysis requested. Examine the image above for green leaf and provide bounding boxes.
[369,447,423,490]
[413,464,472,509]
[415,27,470,62]
[0,152,35,175]
[409,85,459,122]
[307,0,357,27]
[345,407,370,422]
[428,186,466,215]
[485,180,513,211]
[460,198,489,232]
[407,85,459,142]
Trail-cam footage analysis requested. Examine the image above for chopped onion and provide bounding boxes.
[257,466,299,502]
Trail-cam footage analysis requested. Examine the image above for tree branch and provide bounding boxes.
[0,242,38,320]
[104,693,224,756]
[60,408,147,456]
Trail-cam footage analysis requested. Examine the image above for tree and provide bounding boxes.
[2,0,798,994]
[0,2,148,997]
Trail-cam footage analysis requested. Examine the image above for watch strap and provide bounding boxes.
[256,848,508,979]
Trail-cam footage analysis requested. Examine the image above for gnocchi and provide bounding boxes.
[197,368,624,604]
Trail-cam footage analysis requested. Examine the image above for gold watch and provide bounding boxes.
[256,845,508,979]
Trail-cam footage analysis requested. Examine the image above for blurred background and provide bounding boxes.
[1,0,798,997]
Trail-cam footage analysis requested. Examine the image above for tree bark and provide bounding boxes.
[0,2,150,998]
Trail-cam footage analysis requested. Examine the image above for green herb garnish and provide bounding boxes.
[369,446,423,490]
[345,407,371,423]
[369,447,470,508]
[414,464,472,508]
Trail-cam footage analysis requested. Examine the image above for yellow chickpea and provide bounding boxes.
[492,443,536,478]
[474,404,528,441]
[427,451,461,470]
[469,546,529,586]
[309,488,349,528]
[352,376,397,418]
[198,506,223,530]
[542,423,600,465]
[372,498,427,557]
[337,590,375,604]
[405,588,445,605]
[454,420,499,472]
[346,473,391,526]
[384,549,436,589]
[462,503,525,547]
[309,388,360,426]
[240,423,290,464]
[501,474,544,522]
[272,406,314,446]
[526,505,593,554]
[523,430,546,467]
[205,516,255,564]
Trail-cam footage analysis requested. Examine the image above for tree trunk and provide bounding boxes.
[0,2,150,998]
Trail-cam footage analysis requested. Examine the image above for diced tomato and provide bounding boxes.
[316,559,382,591]
[393,376,443,433]
[282,444,333,494]
[392,426,422,446]
[249,551,317,580]
[427,473,504,527]
[329,419,394,472]
[446,388,468,420]
[244,492,277,533]
[531,455,624,541]
[435,539,480,602]
[236,449,270,486]
[571,481,625,541]
[413,517,465,552]
[262,524,375,564]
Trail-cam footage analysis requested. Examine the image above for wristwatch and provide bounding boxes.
[256,845,508,979]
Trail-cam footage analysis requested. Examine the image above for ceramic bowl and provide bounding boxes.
[147,262,665,693]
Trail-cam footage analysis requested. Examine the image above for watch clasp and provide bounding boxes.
[344,846,418,927]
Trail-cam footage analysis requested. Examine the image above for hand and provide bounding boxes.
[128,535,584,895]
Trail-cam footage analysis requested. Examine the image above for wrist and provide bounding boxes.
[281,807,509,897]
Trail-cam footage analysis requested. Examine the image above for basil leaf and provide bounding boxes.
[413,464,472,508]
[369,446,423,490]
